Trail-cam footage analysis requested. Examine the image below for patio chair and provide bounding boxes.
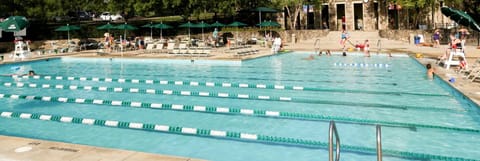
[144,43,155,53]
[154,43,164,54]
[167,43,176,54]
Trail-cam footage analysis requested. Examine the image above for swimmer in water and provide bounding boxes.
[426,64,434,80]
[302,54,315,60]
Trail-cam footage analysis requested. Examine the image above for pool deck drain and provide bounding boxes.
[0,135,206,161]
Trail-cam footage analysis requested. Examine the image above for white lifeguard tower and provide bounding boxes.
[12,39,30,61]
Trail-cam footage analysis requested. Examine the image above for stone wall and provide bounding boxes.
[380,29,479,45]
[379,29,433,44]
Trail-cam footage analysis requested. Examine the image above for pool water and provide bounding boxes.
[0,52,479,161]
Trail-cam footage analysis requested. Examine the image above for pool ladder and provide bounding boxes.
[314,39,321,55]
[328,121,383,161]
[377,39,382,54]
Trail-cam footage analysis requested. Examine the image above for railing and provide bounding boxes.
[329,120,341,161]
[377,39,382,54]
[314,39,321,54]
[376,125,383,161]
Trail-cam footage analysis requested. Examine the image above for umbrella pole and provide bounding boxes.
[150,27,153,39]
[67,30,71,51]
[202,27,204,41]
[259,11,262,36]
[161,28,163,40]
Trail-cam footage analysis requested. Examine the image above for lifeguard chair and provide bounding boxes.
[442,44,466,69]
[12,40,30,61]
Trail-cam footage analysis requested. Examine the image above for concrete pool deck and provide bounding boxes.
[0,135,205,161]
[1,34,480,160]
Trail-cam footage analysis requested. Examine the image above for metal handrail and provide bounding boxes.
[329,120,340,161]
[377,39,382,54]
[376,125,383,161]
[314,39,321,54]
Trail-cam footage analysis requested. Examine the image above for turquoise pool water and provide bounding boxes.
[0,52,479,161]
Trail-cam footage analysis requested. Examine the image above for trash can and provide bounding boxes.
[414,36,420,44]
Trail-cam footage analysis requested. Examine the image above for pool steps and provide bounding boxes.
[1,111,477,161]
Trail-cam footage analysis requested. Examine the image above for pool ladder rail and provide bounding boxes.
[328,121,383,161]
[314,39,321,55]
[377,39,382,54]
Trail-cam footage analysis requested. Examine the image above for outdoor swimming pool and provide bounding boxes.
[0,52,479,161]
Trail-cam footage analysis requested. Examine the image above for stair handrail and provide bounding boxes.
[328,120,341,161]
[376,125,383,161]
[314,38,321,54]
[377,39,382,54]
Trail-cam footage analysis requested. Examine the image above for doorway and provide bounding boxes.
[336,4,345,30]
[353,3,364,30]
[374,2,379,30]
[321,4,329,29]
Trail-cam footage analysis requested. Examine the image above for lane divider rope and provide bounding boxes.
[8,75,450,97]
[0,93,477,133]
[0,111,477,161]
[1,82,460,112]
[334,62,390,68]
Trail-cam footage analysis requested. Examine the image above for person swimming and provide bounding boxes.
[302,54,315,60]
[426,64,434,79]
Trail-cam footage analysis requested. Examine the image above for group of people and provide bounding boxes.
[340,30,370,57]
[103,33,146,52]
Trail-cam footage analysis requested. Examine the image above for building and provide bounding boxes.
[286,0,448,31]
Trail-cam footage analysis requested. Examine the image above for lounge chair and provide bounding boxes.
[154,43,164,54]
[144,43,155,53]
[166,43,176,54]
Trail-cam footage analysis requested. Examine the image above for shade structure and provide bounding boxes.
[179,21,196,41]
[55,24,81,45]
[153,23,173,40]
[227,21,247,46]
[257,20,280,36]
[250,7,278,32]
[257,20,280,27]
[194,21,211,41]
[97,23,116,31]
[441,7,480,32]
[227,21,247,27]
[115,23,138,41]
[0,16,28,32]
[142,22,154,39]
[210,21,226,28]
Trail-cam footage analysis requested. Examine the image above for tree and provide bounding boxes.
[272,0,324,30]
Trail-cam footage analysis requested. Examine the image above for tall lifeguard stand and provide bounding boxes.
[12,39,30,61]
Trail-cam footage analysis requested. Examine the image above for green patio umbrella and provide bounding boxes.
[97,23,116,31]
[210,21,226,28]
[115,23,138,41]
[0,16,28,32]
[257,20,280,36]
[257,20,280,27]
[441,7,480,32]
[142,22,154,38]
[227,21,247,45]
[179,21,196,40]
[55,24,81,44]
[227,21,247,27]
[153,22,173,40]
[250,7,278,32]
[194,21,211,41]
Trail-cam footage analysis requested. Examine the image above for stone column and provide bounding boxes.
[378,0,388,30]
[345,0,353,31]
[329,1,337,31]
[363,1,374,31]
